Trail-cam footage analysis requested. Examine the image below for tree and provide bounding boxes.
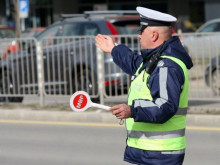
[10,0,21,37]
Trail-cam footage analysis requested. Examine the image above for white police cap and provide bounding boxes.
[136,7,177,31]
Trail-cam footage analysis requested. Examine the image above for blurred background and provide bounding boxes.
[1,0,220,35]
[0,0,219,105]
[0,1,220,165]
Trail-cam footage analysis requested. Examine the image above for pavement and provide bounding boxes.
[0,105,220,127]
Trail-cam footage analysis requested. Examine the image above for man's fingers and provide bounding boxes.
[95,34,107,49]
[96,34,108,40]
[110,104,122,110]
[115,114,123,119]
[110,104,125,114]
[95,36,103,43]
[111,109,121,115]
[102,35,111,40]
[96,34,112,43]
[95,34,104,42]
[110,104,131,119]
[95,34,114,53]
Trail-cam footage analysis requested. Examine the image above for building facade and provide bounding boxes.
[0,0,220,31]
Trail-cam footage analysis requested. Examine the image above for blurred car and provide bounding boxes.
[196,19,220,33]
[181,19,220,58]
[0,11,140,102]
[0,26,20,59]
[22,27,46,38]
[0,26,16,38]
[108,15,140,34]
[205,55,220,95]
[181,19,220,95]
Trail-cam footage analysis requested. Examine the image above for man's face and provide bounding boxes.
[138,26,152,49]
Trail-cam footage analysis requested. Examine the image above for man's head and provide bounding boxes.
[136,7,177,49]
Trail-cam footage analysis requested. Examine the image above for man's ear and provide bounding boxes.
[152,31,159,42]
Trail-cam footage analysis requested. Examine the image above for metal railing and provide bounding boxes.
[0,38,38,103]
[179,32,220,100]
[0,34,220,105]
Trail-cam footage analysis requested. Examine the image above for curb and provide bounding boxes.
[0,109,118,124]
[0,109,220,127]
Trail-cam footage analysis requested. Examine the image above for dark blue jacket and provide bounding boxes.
[111,36,193,165]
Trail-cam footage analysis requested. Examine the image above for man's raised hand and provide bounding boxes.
[95,34,115,53]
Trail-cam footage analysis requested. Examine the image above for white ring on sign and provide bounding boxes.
[70,91,91,112]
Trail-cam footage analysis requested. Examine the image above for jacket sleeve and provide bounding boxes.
[130,59,185,124]
[111,44,143,76]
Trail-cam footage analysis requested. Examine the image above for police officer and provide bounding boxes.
[95,6,193,165]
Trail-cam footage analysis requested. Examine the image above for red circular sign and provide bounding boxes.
[73,94,88,109]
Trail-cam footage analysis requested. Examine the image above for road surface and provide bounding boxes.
[0,121,219,165]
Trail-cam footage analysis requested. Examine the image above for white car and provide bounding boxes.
[182,18,220,59]
[181,19,220,95]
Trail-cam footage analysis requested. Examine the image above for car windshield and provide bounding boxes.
[112,20,140,35]
[114,25,139,35]
[36,25,60,41]
[197,22,220,32]
[0,29,16,38]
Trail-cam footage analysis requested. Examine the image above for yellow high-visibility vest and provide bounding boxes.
[126,56,189,151]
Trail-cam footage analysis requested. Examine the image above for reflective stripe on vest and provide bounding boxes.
[162,149,185,154]
[126,56,189,151]
[127,128,185,139]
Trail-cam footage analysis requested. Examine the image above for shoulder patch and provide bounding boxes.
[157,60,164,67]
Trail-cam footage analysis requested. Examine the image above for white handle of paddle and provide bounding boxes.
[91,102,110,110]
